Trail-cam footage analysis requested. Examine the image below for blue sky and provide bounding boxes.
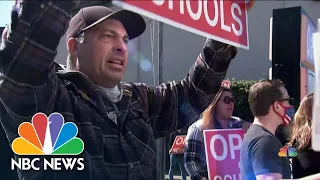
[0,1,15,27]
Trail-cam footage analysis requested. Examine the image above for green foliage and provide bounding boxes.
[226,78,258,122]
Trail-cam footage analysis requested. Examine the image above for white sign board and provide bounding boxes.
[312,19,320,152]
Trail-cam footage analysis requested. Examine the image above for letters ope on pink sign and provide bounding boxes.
[203,129,244,180]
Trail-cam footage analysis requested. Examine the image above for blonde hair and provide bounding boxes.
[289,93,314,150]
[201,87,232,130]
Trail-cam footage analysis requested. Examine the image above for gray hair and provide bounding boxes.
[66,53,75,70]
[66,32,85,70]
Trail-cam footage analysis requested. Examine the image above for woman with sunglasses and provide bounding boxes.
[184,86,251,180]
[289,93,320,178]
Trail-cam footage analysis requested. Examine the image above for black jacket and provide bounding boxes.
[0,1,237,179]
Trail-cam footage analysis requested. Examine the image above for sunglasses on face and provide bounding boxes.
[277,98,295,106]
[220,96,235,104]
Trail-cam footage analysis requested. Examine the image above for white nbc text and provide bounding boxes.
[11,158,84,171]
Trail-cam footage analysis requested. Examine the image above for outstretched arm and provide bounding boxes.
[129,39,237,138]
[0,1,76,125]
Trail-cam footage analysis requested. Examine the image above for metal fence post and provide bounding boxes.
[156,20,166,180]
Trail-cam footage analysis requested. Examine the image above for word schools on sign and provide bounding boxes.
[113,0,249,49]
[152,0,244,36]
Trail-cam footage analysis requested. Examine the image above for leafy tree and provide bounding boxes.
[227,78,257,122]
[227,75,270,122]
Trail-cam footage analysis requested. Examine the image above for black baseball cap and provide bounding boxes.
[67,6,146,40]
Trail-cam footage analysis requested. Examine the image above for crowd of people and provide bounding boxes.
[167,80,320,180]
[0,1,320,180]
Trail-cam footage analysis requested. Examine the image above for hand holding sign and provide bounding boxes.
[113,0,250,49]
[246,0,255,11]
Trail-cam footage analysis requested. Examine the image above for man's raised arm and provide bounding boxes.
[0,1,76,123]
[129,39,237,138]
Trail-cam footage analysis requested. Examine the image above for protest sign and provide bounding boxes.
[113,0,250,49]
[203,129,244,180]
[169,135,186,154]
[312,19,320,152]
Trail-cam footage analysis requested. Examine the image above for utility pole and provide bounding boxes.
[156,21,166,180]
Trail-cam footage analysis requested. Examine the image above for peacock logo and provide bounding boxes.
[12,112,84,155]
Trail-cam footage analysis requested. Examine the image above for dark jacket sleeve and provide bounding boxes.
[128,39,237,138]
[168,132,176,148]
[0,1,76,125]
[0,1,77,180]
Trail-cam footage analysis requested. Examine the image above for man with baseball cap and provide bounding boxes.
[0,1,237,180]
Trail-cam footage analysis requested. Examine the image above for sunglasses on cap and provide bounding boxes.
[219,96,235,104]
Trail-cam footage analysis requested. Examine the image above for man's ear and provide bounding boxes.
[67,38,78,55]
[273,101,281,113]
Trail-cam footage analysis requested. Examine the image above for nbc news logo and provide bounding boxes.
[278,145,297,157]
[11,113,85,171]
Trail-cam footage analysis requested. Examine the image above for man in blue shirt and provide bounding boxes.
[240,80,294,180]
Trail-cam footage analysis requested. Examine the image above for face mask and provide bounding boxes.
[274,103,296,126]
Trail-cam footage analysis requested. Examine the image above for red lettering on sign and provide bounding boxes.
[169,135,186,154]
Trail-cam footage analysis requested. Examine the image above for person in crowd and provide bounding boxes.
[289,93,320,178]
[184,86,251,180]
[240,79,294,180]
[0,1,238,179]
[168,128,188,180]
[276,124,292,146]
